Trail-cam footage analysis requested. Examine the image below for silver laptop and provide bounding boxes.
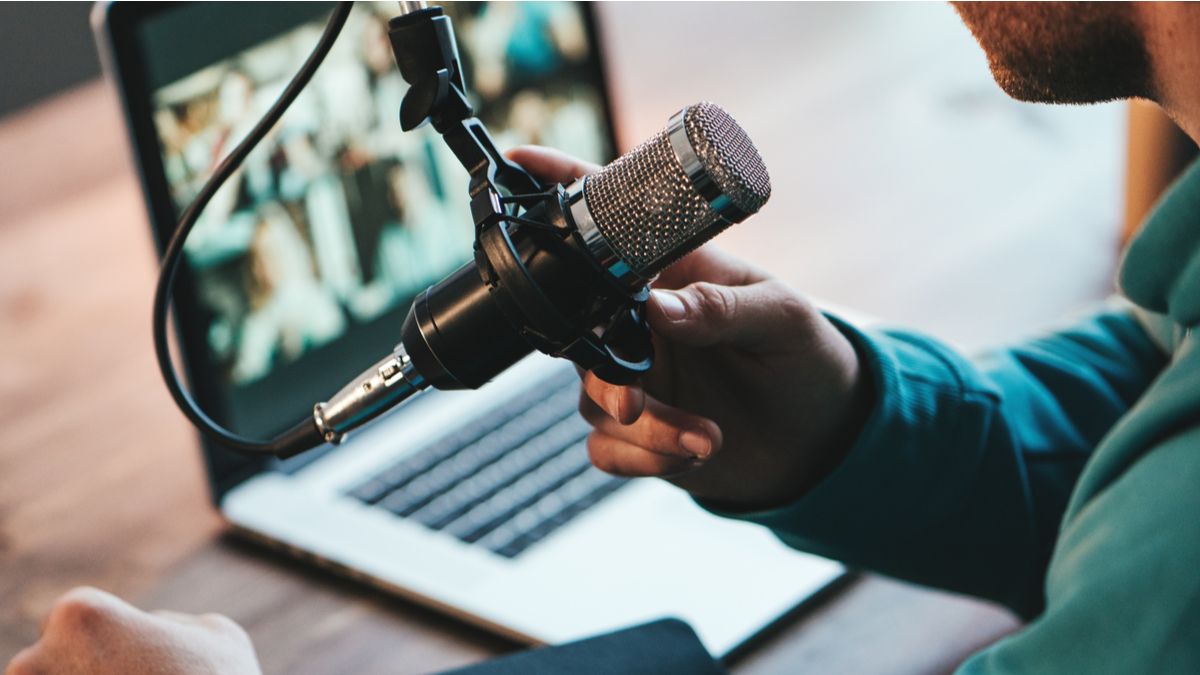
[93,1,843,656]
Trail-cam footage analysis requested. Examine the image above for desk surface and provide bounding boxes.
[3,3,1134,672]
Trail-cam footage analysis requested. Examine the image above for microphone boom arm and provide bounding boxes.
[386,3,542,200]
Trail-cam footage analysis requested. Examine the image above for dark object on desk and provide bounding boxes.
[437,619,728,675]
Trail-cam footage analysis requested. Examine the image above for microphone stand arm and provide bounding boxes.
[386,2,543,205]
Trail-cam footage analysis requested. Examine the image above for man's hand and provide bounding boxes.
[509,146,873,510]
[7,587,262,675]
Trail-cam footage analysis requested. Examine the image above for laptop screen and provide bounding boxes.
[123,3,614,465]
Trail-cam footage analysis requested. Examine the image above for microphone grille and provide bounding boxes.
[583,102,770,278]
[685,102,772,215]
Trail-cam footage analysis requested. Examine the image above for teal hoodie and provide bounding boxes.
[711,161,1200,672]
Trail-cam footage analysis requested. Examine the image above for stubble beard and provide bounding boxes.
[953,1,1153,105]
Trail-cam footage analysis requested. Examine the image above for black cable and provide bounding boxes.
[153,2,354,456]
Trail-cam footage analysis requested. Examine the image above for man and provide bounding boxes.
[9,2,1198,673]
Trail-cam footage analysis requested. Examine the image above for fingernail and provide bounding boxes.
[629,387,644,416]
[679,429,711,458]
[605,390,623,421]
[653,290,687,321]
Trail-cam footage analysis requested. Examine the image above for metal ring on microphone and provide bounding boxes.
[565,178,650,289]
[667,108,751,225]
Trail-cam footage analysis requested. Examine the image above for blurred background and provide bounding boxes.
[2,2,1192,347]
[0,4,101,118]
[0,2,1195,673]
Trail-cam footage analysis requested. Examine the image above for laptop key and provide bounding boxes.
[483,468,624,557]
[347,477,394,504]
[377,387,580,516]
[441,443,593,542]
[498,472,630,558]
[351,380,568,503]
[487,468,628,557]
[410,416,590,530]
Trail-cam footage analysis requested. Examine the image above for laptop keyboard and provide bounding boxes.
[346,368,628,558]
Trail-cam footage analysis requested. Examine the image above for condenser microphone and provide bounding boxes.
[311,102,771,448]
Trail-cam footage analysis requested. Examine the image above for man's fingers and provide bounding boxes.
[586,433,698,478]
[152,609,201,625]
[44,587,135,637]
[506,146,600,184]
[647,279,816,350]
[580,371,644,425]
[580,390,721,461]
[5,646,41,675]
[153,611,251,646]
[152,609,227,630]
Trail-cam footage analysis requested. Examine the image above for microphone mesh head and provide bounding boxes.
[583,102,771,278]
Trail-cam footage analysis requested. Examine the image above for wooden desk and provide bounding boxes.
[7,3,1139,671]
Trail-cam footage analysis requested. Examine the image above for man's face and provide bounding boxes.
[953,1,1151,104]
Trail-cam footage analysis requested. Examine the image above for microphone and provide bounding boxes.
[311,101,771,448]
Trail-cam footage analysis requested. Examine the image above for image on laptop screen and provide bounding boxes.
[134,2,614,439]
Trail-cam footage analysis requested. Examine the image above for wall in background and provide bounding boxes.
[0,2,100,118]
[599,2,1128,349]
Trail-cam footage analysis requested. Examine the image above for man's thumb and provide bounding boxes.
[646,281,808,348]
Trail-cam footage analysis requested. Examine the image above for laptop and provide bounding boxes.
[93,1,844,657]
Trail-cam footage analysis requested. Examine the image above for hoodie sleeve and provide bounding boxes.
[701,308,1165,618]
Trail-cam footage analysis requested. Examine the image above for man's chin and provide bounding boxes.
[988,63,1133,106]
[955,1,1152,106]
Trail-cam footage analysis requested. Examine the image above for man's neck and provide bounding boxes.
[1141,4,1200,144]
